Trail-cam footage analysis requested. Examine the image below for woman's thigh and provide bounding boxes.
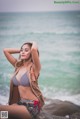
[0,104,32,119]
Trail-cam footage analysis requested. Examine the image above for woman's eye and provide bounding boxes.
[25,49,28,52]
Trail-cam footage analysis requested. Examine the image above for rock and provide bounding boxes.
[37,110,68,119]
[36,99,80,119]
[70,112,80,119]
[43,99,80,116]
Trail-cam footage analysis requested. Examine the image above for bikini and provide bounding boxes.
[12,71,41,118]
[12,71,30,86]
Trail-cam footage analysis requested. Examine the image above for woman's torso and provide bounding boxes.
[12,66,38,101]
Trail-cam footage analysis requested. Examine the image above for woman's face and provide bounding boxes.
[20,44,31,60]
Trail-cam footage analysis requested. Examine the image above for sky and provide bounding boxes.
[0,0,80,12]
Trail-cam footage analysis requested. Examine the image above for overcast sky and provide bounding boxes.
[0,0,80,12]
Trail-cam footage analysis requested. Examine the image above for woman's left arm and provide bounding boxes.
[31,42,41,74]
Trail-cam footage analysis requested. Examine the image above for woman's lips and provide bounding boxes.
[21,55,26,57]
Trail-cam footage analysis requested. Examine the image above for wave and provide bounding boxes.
[28,30,80,35]
[0,95,9,105]
[0,30,80,37]
[41,86,80,105]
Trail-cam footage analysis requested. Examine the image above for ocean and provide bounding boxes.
[0,11,80,105]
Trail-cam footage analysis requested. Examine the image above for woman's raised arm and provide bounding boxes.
[3,48,20,67]
[31,42,41,74]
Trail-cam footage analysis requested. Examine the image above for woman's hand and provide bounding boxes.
[31,41,38,50]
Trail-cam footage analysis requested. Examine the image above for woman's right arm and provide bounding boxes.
[3,48,20,67]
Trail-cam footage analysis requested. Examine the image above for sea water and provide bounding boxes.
[0,11,80,105]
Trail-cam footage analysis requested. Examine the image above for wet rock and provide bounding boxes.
[70,112,80,119]
[36,99,80,119]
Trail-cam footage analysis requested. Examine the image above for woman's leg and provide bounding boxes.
[0,104,32,119]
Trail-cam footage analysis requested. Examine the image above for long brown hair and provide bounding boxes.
[15,42,32,69]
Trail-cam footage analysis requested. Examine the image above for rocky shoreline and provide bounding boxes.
[37,99,80,119]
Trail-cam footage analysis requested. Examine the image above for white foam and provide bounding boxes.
[0,28,80,36]
[0,95,9,105]
[41,86,80,105]
[53,94,80,106]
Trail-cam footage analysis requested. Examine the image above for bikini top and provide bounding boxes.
[12,71,30,86]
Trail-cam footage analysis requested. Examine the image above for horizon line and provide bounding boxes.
[0,9,80,13]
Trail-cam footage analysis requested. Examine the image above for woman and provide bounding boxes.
[0,42,44,119]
